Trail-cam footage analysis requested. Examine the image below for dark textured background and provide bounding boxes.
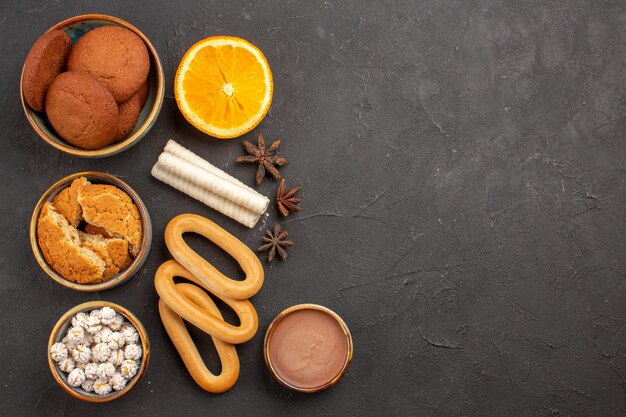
[1,0,625,416]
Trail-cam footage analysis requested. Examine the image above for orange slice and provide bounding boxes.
[174,36,273,139]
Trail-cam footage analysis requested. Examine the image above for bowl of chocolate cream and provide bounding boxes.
[263,304,353,393]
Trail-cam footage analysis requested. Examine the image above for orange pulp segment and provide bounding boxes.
[174,36,273,139]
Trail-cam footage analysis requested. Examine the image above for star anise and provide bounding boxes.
[235,134,288,185]
[276,179,302,217]
[258,223,294,262]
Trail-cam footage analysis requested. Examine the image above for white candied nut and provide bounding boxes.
[96,362,116,379]
[151,163,262,228]
[94,327,112,344]
[58,358,75,373]
[50,342,68,362]
[108,349,125,366]
[62,335,81,350]
[108,314,125,331]
[83,332,94,345]
[65,326,85,344]
[67,368,86,387]
[71,344,91,364]
[71,312,89,329]
[85,316,102,334]
[121,325,139,345]
[89,309,102,320]
[120,360,139,379]
[107,332,125,350]
[81,378,95,392]
[83,363,98,380]
[92,343,111,362]
[93,378,112,396]
[109,373,128,391]
[124,344,142,361]
[99,307,116,325]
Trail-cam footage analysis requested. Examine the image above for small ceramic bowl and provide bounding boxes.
[20,14,165,158]
[264,304,353,393]
[30,171,152,291]
[48,301,150,402]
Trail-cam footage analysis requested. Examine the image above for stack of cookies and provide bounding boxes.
[22,26,151,150]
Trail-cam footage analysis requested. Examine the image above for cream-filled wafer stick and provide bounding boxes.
[151,163,262,228]
[163,140,255,193]
[157,152,269,214]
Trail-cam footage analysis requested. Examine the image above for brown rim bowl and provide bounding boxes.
[48,301,150,402]
[263,304,353,393]
[20,14,165,158]
[30,171,152,291]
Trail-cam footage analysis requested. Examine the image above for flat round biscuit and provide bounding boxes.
[79,232,132,280]
[45,72,119,150]
[67,25,150,103]
[51,177,89,227]
[37,202,105,284]
[22,30,72,112]
[115,79,150,141]
[77,184,142,256]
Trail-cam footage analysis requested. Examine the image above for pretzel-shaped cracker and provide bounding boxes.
[155,214,264,393]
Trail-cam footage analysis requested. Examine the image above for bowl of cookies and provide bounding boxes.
[48,301,150,402]
[30,172,152,291]
[20,14,164,157]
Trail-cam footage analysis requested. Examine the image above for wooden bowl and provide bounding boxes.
[30,172,152,291]
[47,301,150,402]
[263,304,353,393]
[20,14,164,158]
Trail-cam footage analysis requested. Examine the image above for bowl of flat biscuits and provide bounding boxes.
[30,172,152,291]
[20,14,164,158]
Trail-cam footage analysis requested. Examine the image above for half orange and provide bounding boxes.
[174,36,273,139]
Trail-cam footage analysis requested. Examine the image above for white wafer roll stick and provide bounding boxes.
[151,163,262,228]
[163,140,255,193]
[157,152,269,214]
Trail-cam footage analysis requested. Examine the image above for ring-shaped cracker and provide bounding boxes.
[164,214,263,300]
[158,284,239,393]
[155,260,258,344]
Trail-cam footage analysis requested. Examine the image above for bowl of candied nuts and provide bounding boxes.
[47,301,150,402]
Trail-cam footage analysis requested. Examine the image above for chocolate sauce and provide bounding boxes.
[267,308,349,389]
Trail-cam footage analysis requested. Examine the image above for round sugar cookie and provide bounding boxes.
[115,79,150,141]
[67,25,150,103]
[22,29,72,112]
[45,72,119,150]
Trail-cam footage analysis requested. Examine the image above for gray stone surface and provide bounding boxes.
[1,1,625,416]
